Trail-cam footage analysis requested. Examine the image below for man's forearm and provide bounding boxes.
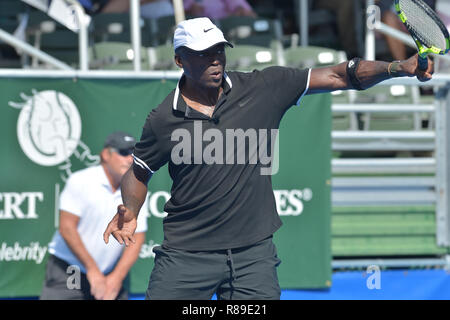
[349,54,427,90]
[121,167,148,217]
[308,60,393,94]
[353,60,391,90]
[308,54,429,94]
[59,213,99,273]
[63,232,97,271]
[108,232,146,281]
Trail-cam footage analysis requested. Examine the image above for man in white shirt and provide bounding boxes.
[40,131,148,300]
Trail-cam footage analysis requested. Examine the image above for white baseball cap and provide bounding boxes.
[173,17,233,52]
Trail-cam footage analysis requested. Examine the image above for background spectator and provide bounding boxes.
[85,0,174,19]
[184,0,257,21]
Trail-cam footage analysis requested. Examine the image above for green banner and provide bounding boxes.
[0,75,331,297]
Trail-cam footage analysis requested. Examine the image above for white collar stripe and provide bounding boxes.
[224,72,232,88]
[172,72,232,110]
[173,80,181,110]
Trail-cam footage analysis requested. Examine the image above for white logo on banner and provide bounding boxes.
[9,90,99,182]
[13,90,81,166]
[9,90,99,223]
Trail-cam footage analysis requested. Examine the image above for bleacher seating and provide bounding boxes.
[90,41,150,70]
[26,10,79,68]
[225,44,278,71]
[91,13,156,46]
[0,0,26,68]
[218,16,283,48]
[283,45,346,69]
[153,15,177,46]
[0,0,26,34]
[294,0,339,49]
[147,44,177,71]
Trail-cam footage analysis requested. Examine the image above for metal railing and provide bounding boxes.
[331,79,450,269]
[0,0,155,71]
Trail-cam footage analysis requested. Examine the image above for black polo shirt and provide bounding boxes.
[133,66,311,251]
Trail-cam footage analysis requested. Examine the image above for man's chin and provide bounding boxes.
[204,78,223,89]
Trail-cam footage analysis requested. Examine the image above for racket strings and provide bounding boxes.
[399,0,446,49]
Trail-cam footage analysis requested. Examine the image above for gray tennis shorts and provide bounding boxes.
[40,255,128,300]
[146,236,281,300]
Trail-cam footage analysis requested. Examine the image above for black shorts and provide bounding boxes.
[146,236,281,300]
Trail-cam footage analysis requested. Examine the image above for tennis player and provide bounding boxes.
[103,17,433,300]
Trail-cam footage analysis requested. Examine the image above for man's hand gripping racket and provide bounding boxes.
[103,205,137,247]
[395,0,450,78]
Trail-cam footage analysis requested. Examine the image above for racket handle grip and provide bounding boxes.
[418,55,428,71]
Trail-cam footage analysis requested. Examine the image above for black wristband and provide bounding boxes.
[346,57,363,90]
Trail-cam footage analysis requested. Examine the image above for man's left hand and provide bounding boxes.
[398,53,434,82]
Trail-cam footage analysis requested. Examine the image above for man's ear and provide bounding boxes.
[174,54,183,69]
[100,148,111,163]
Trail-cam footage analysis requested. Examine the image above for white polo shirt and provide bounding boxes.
[48,165,148,274]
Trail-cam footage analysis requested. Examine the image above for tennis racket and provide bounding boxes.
[395,0,450,70]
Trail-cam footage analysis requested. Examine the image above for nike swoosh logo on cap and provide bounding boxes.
[204,28,213,32]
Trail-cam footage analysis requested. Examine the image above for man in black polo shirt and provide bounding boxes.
[103,17,433,299]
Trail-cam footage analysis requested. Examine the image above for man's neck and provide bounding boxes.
[101,163,120,193]
[180,78,223,117]
[181,77,223,107]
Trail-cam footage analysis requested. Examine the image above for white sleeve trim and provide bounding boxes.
[296,68,311,106]
[133,154,156,174]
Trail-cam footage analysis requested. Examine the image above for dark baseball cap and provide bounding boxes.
[104,131,136,156]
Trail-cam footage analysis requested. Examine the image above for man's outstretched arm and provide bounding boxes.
[307,53,434,95]
[103,166,150,246]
